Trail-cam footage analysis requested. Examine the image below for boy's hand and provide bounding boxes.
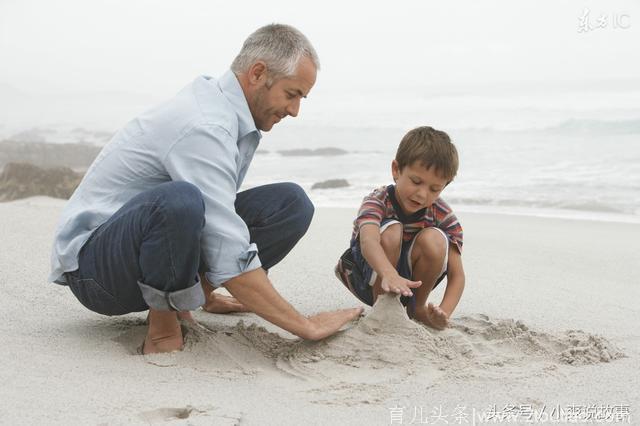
[380,273,422,297]
[415,303,449,330]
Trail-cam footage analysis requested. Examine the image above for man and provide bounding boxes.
[49,24,363,354]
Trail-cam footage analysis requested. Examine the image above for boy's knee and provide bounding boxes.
[414,228,447,259]
[380,223,403,251]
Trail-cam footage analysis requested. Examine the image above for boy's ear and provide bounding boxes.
[391,160,400,182]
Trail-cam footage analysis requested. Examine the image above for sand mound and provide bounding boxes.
[233,295,624,382]
[113,318,276,375]
[117,293,623,403]
[450,313,623,367]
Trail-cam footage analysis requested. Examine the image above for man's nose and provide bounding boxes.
[286,99,300,117]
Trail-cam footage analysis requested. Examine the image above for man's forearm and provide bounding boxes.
[222,268,314,338]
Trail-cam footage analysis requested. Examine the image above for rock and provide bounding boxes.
[0,162,83,201]
[311,179,350,190]
[0,140,100,170]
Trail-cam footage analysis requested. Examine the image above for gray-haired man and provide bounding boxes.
[49,24,363,354]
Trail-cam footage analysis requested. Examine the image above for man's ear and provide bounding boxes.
[246,61,268,86]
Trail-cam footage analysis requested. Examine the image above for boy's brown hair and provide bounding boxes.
[395,126,459,182]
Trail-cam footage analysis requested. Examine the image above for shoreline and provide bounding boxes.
[302,200,640,225]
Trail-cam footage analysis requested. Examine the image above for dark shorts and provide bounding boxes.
[335,219,447,311]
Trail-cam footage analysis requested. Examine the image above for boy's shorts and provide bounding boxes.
[335,219,448,312]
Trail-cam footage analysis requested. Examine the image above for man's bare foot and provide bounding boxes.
[143,310,184,354]
[200,273,249,314]
[145,310,196,324]
[177,311,196,323]
[202,292,250,314]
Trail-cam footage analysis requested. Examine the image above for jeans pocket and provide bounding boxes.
[68,277,129,316]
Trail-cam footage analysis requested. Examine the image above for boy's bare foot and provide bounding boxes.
[143,310,184,354]
[202,292,249,314]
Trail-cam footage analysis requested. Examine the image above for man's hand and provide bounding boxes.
[380,272,422,298]
[302,308,364,340]
[223,268,363,340]
[414,302,449,330]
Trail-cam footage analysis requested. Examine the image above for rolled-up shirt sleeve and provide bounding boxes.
[162,123,261,287]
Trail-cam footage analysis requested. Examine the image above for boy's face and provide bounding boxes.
[391,160,449,214]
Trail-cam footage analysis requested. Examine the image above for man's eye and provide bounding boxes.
[411,180,420,185]
[286,93,295,99]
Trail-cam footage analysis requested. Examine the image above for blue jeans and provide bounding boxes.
[66,181,314,316]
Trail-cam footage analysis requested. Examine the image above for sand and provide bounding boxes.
[0,197,639,425]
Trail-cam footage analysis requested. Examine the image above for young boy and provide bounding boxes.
[335,126,465,330]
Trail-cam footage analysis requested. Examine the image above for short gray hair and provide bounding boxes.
[231,24,320,81]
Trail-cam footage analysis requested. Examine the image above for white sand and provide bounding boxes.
[1,197,639,425]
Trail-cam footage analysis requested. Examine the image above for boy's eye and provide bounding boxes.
[411,180,420,185]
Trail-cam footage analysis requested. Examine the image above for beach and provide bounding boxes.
[0,197,638,425]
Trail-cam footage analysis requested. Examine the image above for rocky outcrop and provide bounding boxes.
[0,162,83,201]
[0,140,100,170]
[311,179,350,190]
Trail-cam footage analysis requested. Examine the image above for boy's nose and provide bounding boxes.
[417,188,428,203]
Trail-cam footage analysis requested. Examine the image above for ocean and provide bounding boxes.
[243,122,640,224]
[2,87,639,224]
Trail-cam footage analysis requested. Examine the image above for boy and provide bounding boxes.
[335,126,465,330]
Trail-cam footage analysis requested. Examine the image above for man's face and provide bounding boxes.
[391,160,449,215]
[249,56,317,131]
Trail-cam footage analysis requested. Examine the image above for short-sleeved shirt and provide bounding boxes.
[352,184,463,254]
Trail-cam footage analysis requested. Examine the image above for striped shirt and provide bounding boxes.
[352,184,463,253]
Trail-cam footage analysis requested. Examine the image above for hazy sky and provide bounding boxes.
[1,0,639,134]
[1,0,639,96]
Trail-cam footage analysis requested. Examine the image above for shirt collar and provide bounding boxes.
[218,70,261,140]
[387,184,426,223]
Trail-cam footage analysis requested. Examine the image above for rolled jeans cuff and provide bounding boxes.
[137,277,205,311]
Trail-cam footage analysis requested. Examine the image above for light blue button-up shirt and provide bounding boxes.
[49,70,262,287]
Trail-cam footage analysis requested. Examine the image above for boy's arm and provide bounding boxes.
[439,245,465,317]
[359,224,421,298]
